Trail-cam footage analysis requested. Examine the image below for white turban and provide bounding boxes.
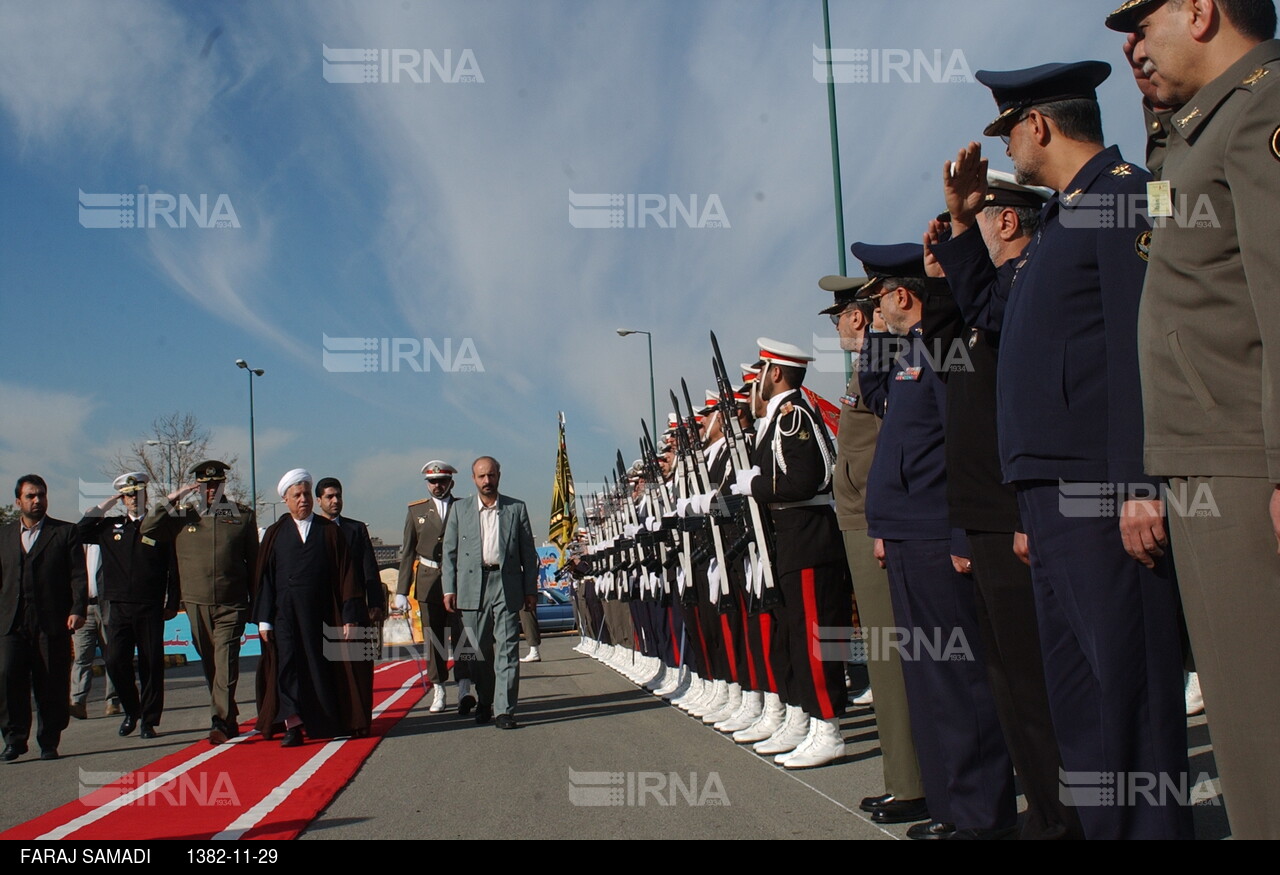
[277,468,312,498]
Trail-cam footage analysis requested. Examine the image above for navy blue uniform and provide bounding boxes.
[931,146,1191,840]
[862,321,1015,833]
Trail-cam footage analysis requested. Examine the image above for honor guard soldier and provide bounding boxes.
[927,174,1085,840]
[144,460,258,745]
[730,338,851,769]
[853,242,1015,840]
[1108,0,1280,839]
[77,472,180,740]
[819,276,928,824]
[394,461,472,714]
[940,60,1191,839]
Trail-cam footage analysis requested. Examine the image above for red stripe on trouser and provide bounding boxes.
[759,613,777,693]
[801,568,835,719]
[693,606,713,679]
[740,607,759,690]
[667,607,681,665]
[720,614,739,683]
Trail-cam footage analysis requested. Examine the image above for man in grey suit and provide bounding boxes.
[442,457,538,730]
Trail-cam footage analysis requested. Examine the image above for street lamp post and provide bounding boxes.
[235,359,265,511]
[616,329,656,442]
[146,438,193,493]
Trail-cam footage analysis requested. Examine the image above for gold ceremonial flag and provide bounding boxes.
[548,411,578,561]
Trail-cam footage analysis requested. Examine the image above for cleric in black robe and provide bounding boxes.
[253,469,368,745]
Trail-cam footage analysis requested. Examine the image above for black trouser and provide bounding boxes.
[0,611,71,751]
[967,532,1084,840]
[105,600,167,726]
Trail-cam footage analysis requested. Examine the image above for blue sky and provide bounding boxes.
[0,0,1151,543]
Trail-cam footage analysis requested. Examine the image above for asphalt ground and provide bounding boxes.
[0,634,1231,840]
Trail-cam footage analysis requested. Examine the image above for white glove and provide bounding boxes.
[645,516,661,532]
[692,492,713,515]
[707,559,722,594]
[624,523,640,538]
[393,594,409,612]
[731,466,761,496]
[676,498,691,518]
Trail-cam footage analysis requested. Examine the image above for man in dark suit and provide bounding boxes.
[315,476,383,726]
[1,475,88,761]
[77,472,180,739]
[442,457,538,730]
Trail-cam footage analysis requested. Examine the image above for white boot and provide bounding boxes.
[783,717,846,769]
[636,657,663,686]
[672,675,704,708]
[1186,671,1205,717]
[681,676,717,713]
[428,683,447,713]
[652,665,681,696]
[659,667,690,700]
[776,717,819,764]
[716,690,763,733]
[643,663,670,692]
[852,686,874,707]
[691,680,728,717]
[520,646,541,663]
[753,705,810,755]
[703,683,742,725]
[734,693,785,744]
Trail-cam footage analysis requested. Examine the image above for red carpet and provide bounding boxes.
[1,660,426,841]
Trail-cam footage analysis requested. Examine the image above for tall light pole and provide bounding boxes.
[235,359,264,511]
[146,438,192,493]
[616,329,656,441]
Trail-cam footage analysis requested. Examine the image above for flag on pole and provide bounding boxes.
[802,386,841,437]
[548,411,578,561]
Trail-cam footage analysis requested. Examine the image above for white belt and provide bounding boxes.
[769,496,835,511]
[418,556,440,569]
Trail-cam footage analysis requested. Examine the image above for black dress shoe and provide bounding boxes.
[458,694,476,717]
[494,714,518,730]
[870,798,930,825]
[2,744,27,763]
[280,727,304,748]
[860,793,894,812]
[906,820,956,840]
[118,716,138,737]
[140,724,158,739]
[474,703,493,725]
[947,825,1019,841]
[39,748,60,761]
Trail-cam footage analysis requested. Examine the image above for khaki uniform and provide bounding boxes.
[142,498,257,727]
[834,373,923,801]
[396,497,466,685]
[1138,39,1280,840]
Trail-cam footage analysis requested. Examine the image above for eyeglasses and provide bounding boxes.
[999,111,1030,147]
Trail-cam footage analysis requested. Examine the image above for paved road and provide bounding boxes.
[0,635,1231,840]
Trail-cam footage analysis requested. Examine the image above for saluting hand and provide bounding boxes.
[923,219,950,279]
[942,142,988,236]
[1122,33,1172,111]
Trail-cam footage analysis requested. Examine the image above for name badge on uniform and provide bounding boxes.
[141,536,157,546]
[840,393,860,409]
[894,367,922,382]
[1147,180,1173,218]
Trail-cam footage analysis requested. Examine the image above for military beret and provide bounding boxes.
[975,60,1112,137]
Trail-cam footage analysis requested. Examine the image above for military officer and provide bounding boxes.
[819,276,928,824]
[77,472,180,739]
[143,460,258,744]
[927,174,1084,840]
[853,242,1015,840]
[941,61,1191,839]
[394,461,472,714]
[1107,0,1280,840]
